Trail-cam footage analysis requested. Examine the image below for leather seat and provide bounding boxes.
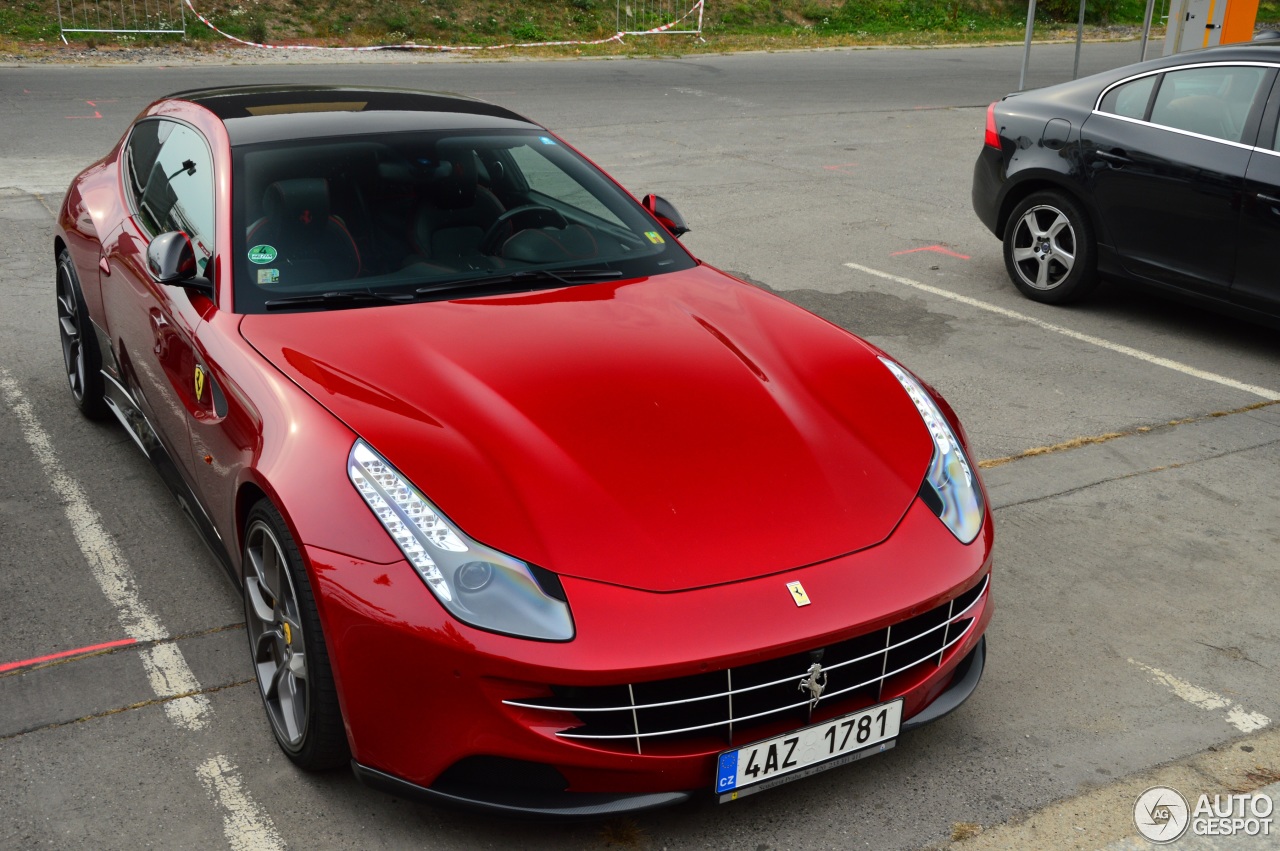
[409,151,504,268]
[245,178,361,287]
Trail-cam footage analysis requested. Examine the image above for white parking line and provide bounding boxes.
[0,368,280,848]
[1129,659,1270,734]
[197,756,286,851]
[843,263,1280,400]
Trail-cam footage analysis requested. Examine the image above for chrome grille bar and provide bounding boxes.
[504,574,989,716]
[556,617,978,741]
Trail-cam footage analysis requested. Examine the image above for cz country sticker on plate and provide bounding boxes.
[715,698,903,802]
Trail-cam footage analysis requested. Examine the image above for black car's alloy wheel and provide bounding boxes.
[243,501,349,770]
[56,249,108,420]
[1003,191,1098,304]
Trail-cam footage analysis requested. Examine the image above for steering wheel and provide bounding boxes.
[479,205,568,256]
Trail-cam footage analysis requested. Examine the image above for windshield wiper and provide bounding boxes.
[415,268,623,296]
[264,290,417,311]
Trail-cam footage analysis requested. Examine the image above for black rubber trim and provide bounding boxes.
[351,763,691,820]
[900,635,986,732]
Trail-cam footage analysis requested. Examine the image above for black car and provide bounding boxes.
[972,42,1280,326]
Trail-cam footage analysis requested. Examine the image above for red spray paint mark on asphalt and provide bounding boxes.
[890,245,971,260]
[0,637,138,673]
[822,163,859,173]
[66,100,104,119]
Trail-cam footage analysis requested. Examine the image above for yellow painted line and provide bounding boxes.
[977,399,1280,468]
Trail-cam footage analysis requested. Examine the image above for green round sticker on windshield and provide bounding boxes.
[248,245,277,265]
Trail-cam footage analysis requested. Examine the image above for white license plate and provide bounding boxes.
[715,698,902,801]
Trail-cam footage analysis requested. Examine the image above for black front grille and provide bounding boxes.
[505,574,988,753]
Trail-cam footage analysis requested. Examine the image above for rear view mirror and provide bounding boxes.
[642,194,690,238]
[147,231,213,296]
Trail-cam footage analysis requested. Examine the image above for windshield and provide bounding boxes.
[231,129,695,313]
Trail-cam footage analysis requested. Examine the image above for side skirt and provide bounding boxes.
[99,358,238,586]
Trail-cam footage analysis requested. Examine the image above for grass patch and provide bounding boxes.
[3,0,1280,51]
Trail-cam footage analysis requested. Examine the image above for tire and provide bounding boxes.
[1002,190,1099,305]
[242,500,350,770]
[56,249,109,420]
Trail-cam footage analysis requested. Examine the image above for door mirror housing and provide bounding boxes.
[147,231,213,296]
[642,194,690,238]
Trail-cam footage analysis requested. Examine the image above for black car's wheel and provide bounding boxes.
[1002,191,1098,304]
[56,249,108,420]
[242,500,349,770]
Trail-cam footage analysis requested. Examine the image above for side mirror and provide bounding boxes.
[147,231,213,296]
[642,194,690,238]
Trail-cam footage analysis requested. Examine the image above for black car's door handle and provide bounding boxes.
[1095,149,1132,165]
[1257,192,1280,208]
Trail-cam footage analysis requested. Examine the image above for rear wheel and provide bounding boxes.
[56,249,108,420]
[242,500,349,770]
[1002,191,1098,304]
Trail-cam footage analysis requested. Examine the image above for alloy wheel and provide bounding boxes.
[1009,204,1077,291]
[56,263,87,403]
[244,519,310,750]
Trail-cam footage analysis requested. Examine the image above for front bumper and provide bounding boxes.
[307,497,993,812]
[350,636,986,818]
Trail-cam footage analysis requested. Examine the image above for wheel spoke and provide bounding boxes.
[1035,257,1051,289]
[245,557,276,624]
[287,650,307,681]
[1046,213,1071,241]
[261,538,284,605]
[1019,211,1043,240]
[1012,246,1037,262]
[277,670,303,742]
[253,626,279,661]
[257,656,281,699]
[1053,246,1075,272]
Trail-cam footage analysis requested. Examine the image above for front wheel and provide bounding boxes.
[242,501,349,770]
[1002,190,1098,305]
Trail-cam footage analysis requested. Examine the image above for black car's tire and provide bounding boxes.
[1002,190,1099,305]
[56,249,109,420]
[242,500,350,770]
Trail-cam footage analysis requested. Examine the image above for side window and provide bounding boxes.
[1148,65,1268,143]
[127,120,216,275]
[1099,75,1157,120]
[507,144,625,227]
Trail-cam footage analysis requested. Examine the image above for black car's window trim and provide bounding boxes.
[1093,61,1279,152]
[1256,71,1280,153]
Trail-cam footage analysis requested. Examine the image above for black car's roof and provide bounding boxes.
[166,85,541,145]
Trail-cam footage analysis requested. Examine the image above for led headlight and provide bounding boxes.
[879,358,985,544]
[348,440,574,641]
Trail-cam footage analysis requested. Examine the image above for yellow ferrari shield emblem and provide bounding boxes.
[194,365,206,401]
[787,581,811,607]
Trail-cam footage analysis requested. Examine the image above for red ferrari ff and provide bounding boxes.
[55,86,992,816]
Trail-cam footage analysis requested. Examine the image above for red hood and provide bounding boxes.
[239,266,932,592]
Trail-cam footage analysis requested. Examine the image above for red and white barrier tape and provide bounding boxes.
[184,0,702,51]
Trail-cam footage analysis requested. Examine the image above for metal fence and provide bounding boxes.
[56,0,186,41]
[616,0,704,37]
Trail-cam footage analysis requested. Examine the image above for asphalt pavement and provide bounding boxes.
[1,40,1278,850]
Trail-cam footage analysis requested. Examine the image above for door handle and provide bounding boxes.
[1095,149,1132,165]
[1257,192,1280,213]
